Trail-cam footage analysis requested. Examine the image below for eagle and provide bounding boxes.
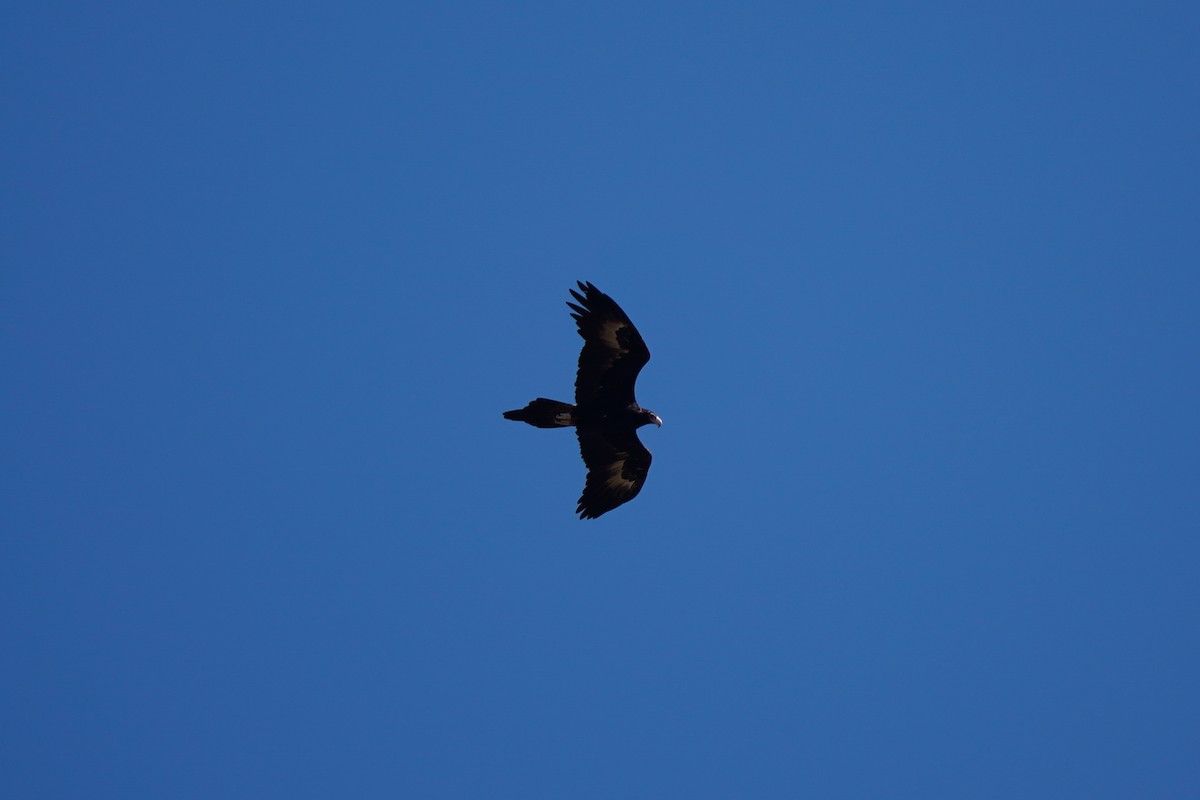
[504,281,662,519]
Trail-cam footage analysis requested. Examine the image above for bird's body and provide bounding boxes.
[503,281,662,519]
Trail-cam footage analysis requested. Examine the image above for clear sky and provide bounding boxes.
[4,2,1198,798]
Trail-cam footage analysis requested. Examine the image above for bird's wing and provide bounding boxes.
[568,281,650,407]
[575,428,652,519]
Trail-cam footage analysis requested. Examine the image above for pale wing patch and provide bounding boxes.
[602,457,638,492]
[597,320,624,351]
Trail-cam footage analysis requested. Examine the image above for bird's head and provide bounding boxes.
[641,410,663,428]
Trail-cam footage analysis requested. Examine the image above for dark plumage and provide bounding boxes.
[503,281,662,519]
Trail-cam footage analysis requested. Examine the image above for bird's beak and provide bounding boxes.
[653,415,663,427]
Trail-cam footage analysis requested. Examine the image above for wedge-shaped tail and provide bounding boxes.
[502,398,576,428]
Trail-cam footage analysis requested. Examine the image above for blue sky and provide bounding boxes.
[4,2,1198,797]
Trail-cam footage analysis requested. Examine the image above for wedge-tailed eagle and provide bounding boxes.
[503,281,662,519]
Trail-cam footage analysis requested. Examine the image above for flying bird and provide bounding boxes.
[504,281,662,519]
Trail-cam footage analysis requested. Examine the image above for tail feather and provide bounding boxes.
[503,398,576,428]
